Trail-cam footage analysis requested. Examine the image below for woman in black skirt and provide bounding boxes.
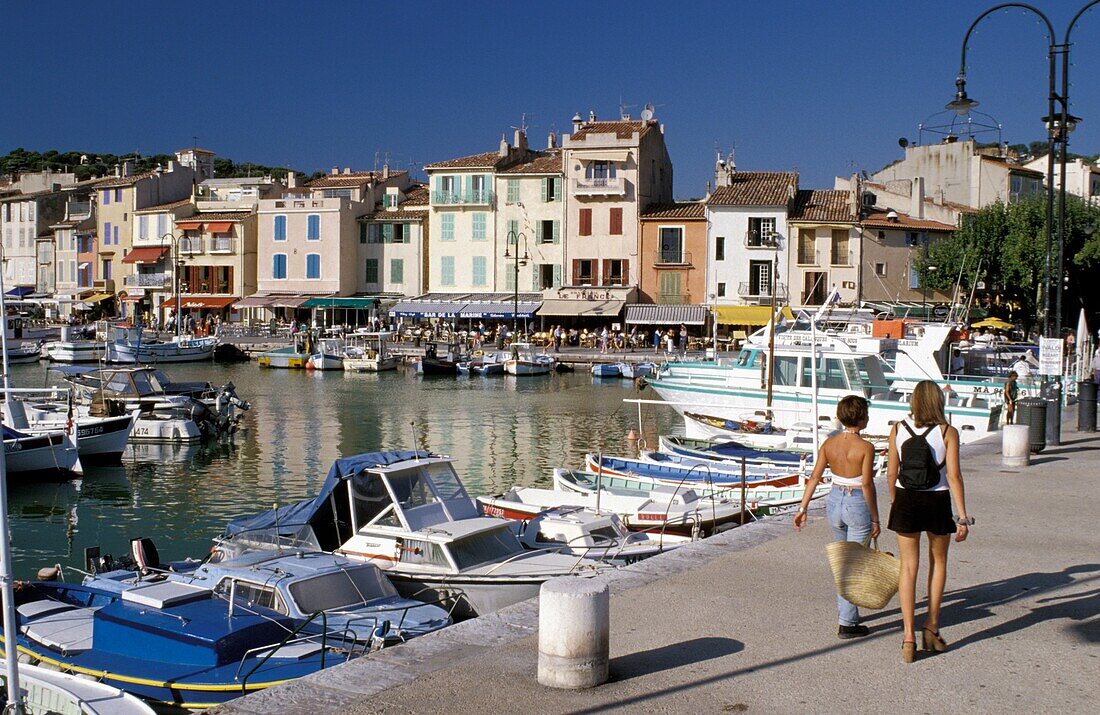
[887,380,972,663]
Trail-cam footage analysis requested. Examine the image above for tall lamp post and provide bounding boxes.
[947,1,1100,446]
[160,232,193,338]
[503,229,529,337]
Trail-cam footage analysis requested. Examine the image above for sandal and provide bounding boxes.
[922,627,948,653]
[902,640,916,663]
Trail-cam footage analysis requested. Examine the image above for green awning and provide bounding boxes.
[301,297,381,309]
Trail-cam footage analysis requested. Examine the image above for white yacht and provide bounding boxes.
[343,331,398,372]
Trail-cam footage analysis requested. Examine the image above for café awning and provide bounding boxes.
[715,305,794,326]
[85,293,115,303]
[122,246,169,264]
[459,300,541,319]
[301,297,381,310]
[625,304,708,326]
[234,295,274,308]
[538,298,624,318]
[161,296,239,310]
[176,221,203,230]
[4,287,34,298]
[391,299,468,318]
[205,222,234,233]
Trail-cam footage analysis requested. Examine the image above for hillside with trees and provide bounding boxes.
[0,148,309,182]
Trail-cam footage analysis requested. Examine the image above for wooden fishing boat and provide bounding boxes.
[504,343,553,376]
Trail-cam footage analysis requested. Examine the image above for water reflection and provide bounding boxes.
[5,362,678,578]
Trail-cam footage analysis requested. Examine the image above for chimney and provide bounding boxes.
[547,131,557,149]
[911,177,925,219]
[848,174,860,217]
[121,160,134,177]
[382,163,390,180]
[331,166,339,175]
[166,160,177,173]
[572,113,583,132]
[588,110,597,122]
[514,128,528,151]
[286,171,297,188]
[499,133,510,158]
[343,167,351,175]
[113,163,121,178]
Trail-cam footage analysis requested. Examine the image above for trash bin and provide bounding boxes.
[1016,397,1047,453]
[1079,380,1098,432]
[1042,380,1062,447]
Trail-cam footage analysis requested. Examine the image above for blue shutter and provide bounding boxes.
[274,215,286,241]
[552,220,560,244]
[391,259,404,284]
[104,222,112,245]
[113,225,119,244]
[552,264,562,287]
[464,175,473,202]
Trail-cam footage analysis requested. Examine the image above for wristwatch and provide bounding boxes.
[954,516,975,526]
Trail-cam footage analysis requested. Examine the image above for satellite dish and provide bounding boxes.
[898,137,910,148]
[640,104,655,121]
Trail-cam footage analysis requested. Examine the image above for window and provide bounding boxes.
[472,256,487,286]
[102,190,110,205]
[773,356,799,386]
[609,207,623,235]
[659,227,683,263]
[830,229,850,265]
[157,213,167,236]
[472,213,486,241]
[715,236,725,261]
[797,229,816,264]
[542,177,561,202]
[359,223,368,243]
[113,225,119,245]
[604,259,627,286]
[439,175,455,196]
[749,260,772,296]
[307,214,320,240]
[306,253,321,279]
[658,271,683,302]
[393,223,407,243]
[104,222,112,246]
[101,259,112,280]
[440,256,455,285]
[506,179,520,203]
[138,215,148,240]
[114,189,122,203]
[441,213,454,241]
[538,219,556,244]
[574,259,595,285]
[905,231,926,247]
[909,265,920,290]
[538,263,557,290]
[579,208,592,236]
[274,215,287,241]
[384,193,398,208]
[272,253,287,279]
[747,217,775,246]
[471,174,487,201]
[364,258,379,284]
[585,161,616,181]
[875,262,887,277]
[717,282,726,297]
[390,258,404,284]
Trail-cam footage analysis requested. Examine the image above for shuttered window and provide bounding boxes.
[472,256,487,286]
[579,208,592,236]
[609,207,623,235]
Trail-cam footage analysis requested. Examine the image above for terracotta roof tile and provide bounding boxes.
[862,211,956,232]
[979,156,1044,177]
[640,202,706,219]
[424,151,503,170]
[402,185,429,206]
[706,172,798,207]
[568,120,656,141]
[184,211,252,222]
[134,198,193,213]
[92,171,157,188]
[498,149,563,174]
[306,170,407,189]
[789,189,855,223]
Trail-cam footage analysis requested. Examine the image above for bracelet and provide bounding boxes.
[954,516,975,526]
[871,521,880,525]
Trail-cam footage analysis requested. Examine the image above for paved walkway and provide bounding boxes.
[216,425,1099,714]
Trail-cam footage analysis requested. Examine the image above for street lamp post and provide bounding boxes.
[503,229,529,338]
[160,232,193,338]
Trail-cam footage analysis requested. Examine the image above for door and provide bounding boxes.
[749,261,771,297]
[803,271,827,305]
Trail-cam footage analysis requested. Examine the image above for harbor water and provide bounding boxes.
[5,363,679,579]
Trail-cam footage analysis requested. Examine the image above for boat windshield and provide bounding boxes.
[448,525,522,570]
[288,566,398,612]
[131,370,164,395]
[851,356,890,394]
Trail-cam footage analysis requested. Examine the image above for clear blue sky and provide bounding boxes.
[3,0,1098,197]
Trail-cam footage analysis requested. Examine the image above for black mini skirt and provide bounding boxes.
[888,488,956,535]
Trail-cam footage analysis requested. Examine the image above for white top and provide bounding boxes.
[1012,359,1031,377]
[894,418,949,491]
[832,473,864,487]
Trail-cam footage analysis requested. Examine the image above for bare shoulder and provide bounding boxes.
[943,424,960,442]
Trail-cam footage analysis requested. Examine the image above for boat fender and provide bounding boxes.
[36,566,61,581]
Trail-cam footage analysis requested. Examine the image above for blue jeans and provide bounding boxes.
[826,486,873,626]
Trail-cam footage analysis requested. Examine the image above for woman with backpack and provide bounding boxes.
[888,380,972,663]
[793,395,880,640]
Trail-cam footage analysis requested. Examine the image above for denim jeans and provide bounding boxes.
[826,486,873,626]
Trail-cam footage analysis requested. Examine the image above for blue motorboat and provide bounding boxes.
[590,363,622,378]
[6,580,346,710]
[86,547,453,645]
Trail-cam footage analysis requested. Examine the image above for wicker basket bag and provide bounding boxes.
[825,538,901,610]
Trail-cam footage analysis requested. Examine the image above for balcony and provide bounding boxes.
[123,272,171,288]
[796,249,820,266]
[657,292,693,304]
[207,236,235,253]
[93,278,115,293]
[745,230,779,248]
[431,189,493,206]
[738,282,788,302]
[829,249,854,267]
[654,249,693,266]
[65,201,92,219]
[178,237,204,255]
[573,177,626,196]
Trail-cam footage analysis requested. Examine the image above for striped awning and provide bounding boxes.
[624,304,708,326]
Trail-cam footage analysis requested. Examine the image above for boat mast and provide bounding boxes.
[810,316,821,457]
[766,253,777,409]
[0,250,25,713]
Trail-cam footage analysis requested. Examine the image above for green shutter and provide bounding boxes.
[535,221,543,243]
[532,266,540,291]
[359,223,367,243]
[541,178,549,202]
[552,220,560,244]
[552,264,562,287]
[507,220,518,244]
[464,175,473,201]
[554,177,562,200]
[382,223,393,243]
[505,268,515,291]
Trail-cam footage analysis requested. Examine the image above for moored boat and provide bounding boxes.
[504,343,554,376]
[306,337,345,371]
[0,659,155,714]
[590,363,622,378]
[343,331,398,372]
[4,426,82,480]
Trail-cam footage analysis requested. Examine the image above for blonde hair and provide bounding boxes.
[910,380,947,427]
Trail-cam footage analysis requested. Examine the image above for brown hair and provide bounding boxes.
[836,395,869,428]
[910,380,947,427]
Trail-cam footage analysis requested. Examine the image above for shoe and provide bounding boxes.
[902,640,917,663]
[838,624,870,639]
[922,627,948,652]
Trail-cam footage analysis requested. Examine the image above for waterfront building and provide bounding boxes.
[249,168,410,322]
[857,207,957,305]
[0,182,68,296]
[495,141,564,293]
[125,198,194,321]
[1023,154,1100,203]
[357,183,429,298]
[50,185,98,318]
[637,201,707,305]
[786,188,860,306]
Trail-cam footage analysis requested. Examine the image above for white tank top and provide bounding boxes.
[894,418,949,491]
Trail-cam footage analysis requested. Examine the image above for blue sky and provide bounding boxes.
[3,1,1098,196]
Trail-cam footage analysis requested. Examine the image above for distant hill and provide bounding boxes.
[0,147,310,182]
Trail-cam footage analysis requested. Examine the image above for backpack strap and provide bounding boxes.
[899,420,917,438]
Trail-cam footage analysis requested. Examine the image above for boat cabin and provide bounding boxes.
[731,346,891,398]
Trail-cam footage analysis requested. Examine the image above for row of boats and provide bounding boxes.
[5,428,830,710]
[8,323,225,366]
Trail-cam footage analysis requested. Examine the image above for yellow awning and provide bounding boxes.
[715,305,794,326]
[86,293,115,303]
[971,317,1013,330]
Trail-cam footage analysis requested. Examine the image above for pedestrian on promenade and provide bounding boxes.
[599,326,609,354]
[664,329,675,355]
[1091,347,1100,383]
[1003,370,1018,424]
[653,328,661,354]
[887,380,971,663]
[794,395,879,639]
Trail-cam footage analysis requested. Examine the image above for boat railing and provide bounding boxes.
[237,609,332,690]
[326,591,458,647]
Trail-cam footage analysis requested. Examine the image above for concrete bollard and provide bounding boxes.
[537,578,609,689]
[1002,424,1030,468]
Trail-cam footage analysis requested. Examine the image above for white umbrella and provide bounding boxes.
[1077,308,1090,379]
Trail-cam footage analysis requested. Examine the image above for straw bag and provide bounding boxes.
[825,538,901,610]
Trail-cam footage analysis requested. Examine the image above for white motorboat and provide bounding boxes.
[512,506,693,562]
[218,451,605,619]
[343,331,398,372]
[1,659,155,715]
[106,326,215,364]
[503,343,554,376]
[44,340,105,363]
[3,397,135,463]
[5,341,42,364]
[307,337,345,371]
[3,425,82,480]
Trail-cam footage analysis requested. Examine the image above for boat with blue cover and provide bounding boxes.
[5,580,346,710]
[657,435,809,465]
[86,547,453,646]
[585,453,810,487]
[590,363,622,378]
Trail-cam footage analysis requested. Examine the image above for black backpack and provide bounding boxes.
[898,421,945,490]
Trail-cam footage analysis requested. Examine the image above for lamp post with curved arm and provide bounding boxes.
[503,229,529,337]
[159,232,194,338]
